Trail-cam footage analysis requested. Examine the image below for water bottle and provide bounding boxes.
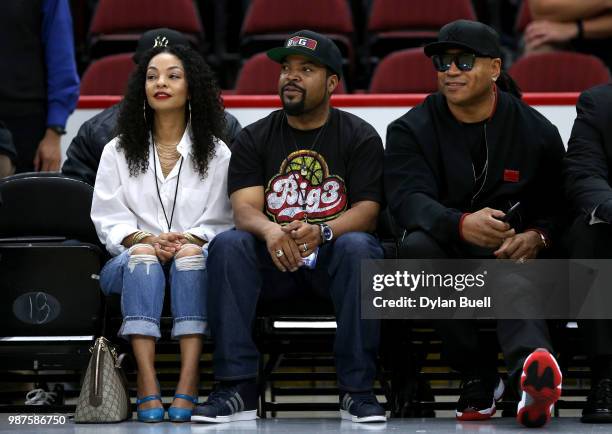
[302,247,319,269]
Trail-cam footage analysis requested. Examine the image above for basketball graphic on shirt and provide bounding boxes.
[285,155,324,186]
[309,162,324,186]
[265,150,348,224]
[286,156,307,174]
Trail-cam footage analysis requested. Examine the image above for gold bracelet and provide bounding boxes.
[182,232,203,245]
[131,231,153,245]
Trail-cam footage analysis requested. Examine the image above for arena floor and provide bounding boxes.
[1,416,611,434]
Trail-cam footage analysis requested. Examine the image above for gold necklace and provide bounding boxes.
[155,143,180,178]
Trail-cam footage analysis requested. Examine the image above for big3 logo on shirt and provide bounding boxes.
[265,150,347,223]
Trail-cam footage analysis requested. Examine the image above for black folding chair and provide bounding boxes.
[0,173,105,410]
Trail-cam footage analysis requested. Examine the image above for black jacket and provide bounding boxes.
[564,84,612,222]
[61,103,242,185]
[385,90,565,245]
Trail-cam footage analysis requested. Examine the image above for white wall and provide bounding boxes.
[61,104,577,163]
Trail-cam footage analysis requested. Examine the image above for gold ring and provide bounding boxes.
[275,249,284,258]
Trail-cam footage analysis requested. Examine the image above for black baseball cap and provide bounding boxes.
[133,28,190,63]
[424,20,502,58]
[267,30,343,78]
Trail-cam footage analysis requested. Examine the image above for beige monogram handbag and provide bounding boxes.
[74,337,131,423]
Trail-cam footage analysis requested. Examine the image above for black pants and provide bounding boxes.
[399,230,553,385]
[1,111,46,173]
[567,216,612,371]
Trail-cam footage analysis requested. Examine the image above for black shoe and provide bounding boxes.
[52,384,65,405]
[339,391,386,423]
[191,381,258,423]
[582,378,612,423]
[456,376,505,421]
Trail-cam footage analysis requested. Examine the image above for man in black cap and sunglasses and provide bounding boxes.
[385,20,565,428]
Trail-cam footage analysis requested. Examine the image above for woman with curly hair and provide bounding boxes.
[91,44,233,423]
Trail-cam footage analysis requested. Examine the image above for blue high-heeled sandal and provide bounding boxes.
[168,393,198,422]
[136,395,164,423]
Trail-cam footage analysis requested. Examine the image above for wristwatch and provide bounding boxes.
[48,125,66,136]
[319,223,334,244]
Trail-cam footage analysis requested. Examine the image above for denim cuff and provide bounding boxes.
[337,382,374,393]
[171,318,207,339]
[119,317,161,341]
[215,372,258,382]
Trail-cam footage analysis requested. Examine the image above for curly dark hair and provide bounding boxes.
[116,45,226,178]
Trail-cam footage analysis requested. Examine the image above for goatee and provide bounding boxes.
[283,98,306,116]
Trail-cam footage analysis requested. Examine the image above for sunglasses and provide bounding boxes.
[432,53,478,72]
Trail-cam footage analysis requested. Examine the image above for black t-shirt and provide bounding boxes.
[229,108,384,224]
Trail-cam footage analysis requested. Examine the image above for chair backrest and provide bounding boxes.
[89,0,203,57]
[234,52,347,95]
[240,0,355,81]
[369,48,438,93]
[90,0,202,35]
[0,173,100,245]
[509,51,610,92]
[241,0,353,36]
[239,0,355,79]
[368,0,476,32]
[0,244,103,337]
[80,53,135,96]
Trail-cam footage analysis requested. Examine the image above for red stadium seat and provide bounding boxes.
[369,48,438,94]
[509,51,610,92]
[80,53,135,96]
[367,0,477,58]
[242,0,353,35]
[89,0,203,57]
[234,52,346,95]
[240,0,355,77]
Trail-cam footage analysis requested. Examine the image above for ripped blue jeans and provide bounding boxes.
[99,245,208,340]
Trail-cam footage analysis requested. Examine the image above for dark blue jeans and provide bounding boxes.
[207,229,383,392]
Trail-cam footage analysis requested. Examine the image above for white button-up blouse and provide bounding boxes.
[91,128,234,256]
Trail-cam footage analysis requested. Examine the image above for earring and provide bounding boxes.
[492,76,498,82]
[143,100,147,123]
[187,100,192,125]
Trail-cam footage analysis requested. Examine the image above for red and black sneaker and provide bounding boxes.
[456,377,505,421]
[517,348,562,428]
